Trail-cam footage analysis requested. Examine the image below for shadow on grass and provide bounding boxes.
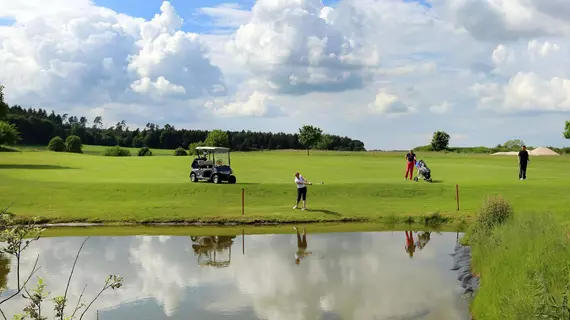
[305,209,341,216]
[0,164,75,170]
[193,181,260,185]
[430,180,444,184]
[0,146,20,152]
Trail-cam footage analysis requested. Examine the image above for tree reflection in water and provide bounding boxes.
[190,236,236,268]
[0,253,10,293]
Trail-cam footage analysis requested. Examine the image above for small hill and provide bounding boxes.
[530,147,559,156]
[492,147,559,156]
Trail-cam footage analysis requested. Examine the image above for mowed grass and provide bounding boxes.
[0,148,569,224]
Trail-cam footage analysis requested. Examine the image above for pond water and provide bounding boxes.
[1,229,469,320]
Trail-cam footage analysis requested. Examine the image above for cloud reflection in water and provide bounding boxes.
[1,231,468,319]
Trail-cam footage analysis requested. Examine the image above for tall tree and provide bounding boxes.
[79,116,88,128]
[0,85,7,120]
[431,131,450,151]
[298,125,323,156]
[93,116,103,129]
[564,121,570,139]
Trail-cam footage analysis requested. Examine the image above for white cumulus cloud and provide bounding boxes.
[0,0,570,148]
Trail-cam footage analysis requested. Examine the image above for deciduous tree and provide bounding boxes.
[298,125,323,156]
[0,121,20,146]
[431,131,450,151]
[204,129,230,148]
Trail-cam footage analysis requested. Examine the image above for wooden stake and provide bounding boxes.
[456,184,460,211]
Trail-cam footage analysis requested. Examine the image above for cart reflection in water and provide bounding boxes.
[191,235,236,268]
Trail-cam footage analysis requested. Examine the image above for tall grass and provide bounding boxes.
[469,211,570,319]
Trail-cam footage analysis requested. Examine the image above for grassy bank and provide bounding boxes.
[39,222,462,237]
[466,204,570,319]
[0,148,569,224]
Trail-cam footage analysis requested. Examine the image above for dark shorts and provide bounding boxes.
[297,187,307,201]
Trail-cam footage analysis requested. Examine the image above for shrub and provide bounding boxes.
[47,136,66,152]
[174,147,188,156]
[0,121,20,146]
[65,135,82,153]
[475,195,514,233]
[137,147,153,156]
[103,146,131,157]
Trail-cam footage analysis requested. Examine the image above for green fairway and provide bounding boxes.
[0,148,568,224]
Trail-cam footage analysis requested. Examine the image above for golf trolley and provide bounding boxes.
[413,159,433,183]
[189,146,237,184]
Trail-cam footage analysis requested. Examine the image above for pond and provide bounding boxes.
[1,228,469,319]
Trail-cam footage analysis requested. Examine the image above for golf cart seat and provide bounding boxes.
[197,160,214,168]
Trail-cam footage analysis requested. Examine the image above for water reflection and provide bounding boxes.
[0,230,469,320]
[191,236,235,268]
[294,227,312,265]
[404,231,434,258]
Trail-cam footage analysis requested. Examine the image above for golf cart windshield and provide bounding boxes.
[196,147,230,167]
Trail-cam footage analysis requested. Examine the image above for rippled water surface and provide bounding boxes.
[1,229,469,319]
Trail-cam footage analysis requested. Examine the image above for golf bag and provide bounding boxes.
[414,160,432,182]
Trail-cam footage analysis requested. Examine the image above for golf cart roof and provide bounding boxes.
[196,146,230,153]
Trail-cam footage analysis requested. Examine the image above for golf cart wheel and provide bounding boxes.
[413,177,418,182]
[190,172,197,182]
[228,175,236,184]
[212,174,221,184]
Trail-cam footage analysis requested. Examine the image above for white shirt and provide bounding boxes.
[295,175,306,188]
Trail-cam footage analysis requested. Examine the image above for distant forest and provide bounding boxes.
[5,106,366,151]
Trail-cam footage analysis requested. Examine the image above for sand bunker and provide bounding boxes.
[492,147,559,156]
[530,147,559,156]
[491,151,518,156]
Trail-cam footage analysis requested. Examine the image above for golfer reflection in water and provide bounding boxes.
[294,227,312,265]
[404,231,416,258]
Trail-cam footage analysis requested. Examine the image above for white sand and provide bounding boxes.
[491,151,518,156]
[529,147,559,156]
[492,147,559,156]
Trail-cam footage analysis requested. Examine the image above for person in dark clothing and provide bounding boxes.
[404,149,417,180]
[518,145,530,180]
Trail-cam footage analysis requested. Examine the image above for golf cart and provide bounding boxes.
[190,146,236,184]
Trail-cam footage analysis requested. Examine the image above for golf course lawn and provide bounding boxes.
[0,148,569,224]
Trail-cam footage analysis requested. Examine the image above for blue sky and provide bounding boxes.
[93,0,429,33]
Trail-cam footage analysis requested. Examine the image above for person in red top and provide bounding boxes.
[404,231,416,258]
[404,149,416,180]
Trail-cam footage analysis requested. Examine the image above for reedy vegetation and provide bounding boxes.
[466,196,570,319]
[0,204,122,320]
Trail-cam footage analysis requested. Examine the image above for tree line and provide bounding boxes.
[1,102,366,152]
[414,131,570,154]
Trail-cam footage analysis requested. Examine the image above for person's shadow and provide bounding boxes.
[304,209,341,216]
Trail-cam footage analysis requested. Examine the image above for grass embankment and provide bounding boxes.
[466,208,570,319]
[40,222,461,237]
[0,148,569,225]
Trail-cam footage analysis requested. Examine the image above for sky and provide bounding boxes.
[1,0,570,150]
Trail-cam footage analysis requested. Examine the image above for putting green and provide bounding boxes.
[0,149,568,224]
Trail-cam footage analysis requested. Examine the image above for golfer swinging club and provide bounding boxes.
[293,172,311,210]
